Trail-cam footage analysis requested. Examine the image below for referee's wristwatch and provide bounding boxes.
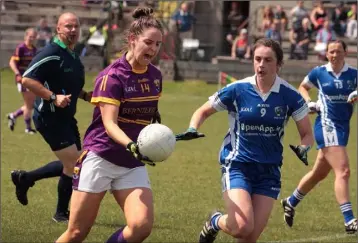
[49,93,57,103]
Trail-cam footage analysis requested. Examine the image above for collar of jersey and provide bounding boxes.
[122,52,148,74]
[53,36,76,58]
[250,75,281,93]
[325,62,349,74]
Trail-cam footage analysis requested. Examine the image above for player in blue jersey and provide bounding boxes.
[176,38,314,243]
[281,40,358,234]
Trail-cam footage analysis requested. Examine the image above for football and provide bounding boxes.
[137,124,176,162]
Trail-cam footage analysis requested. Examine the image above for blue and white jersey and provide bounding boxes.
[302,63,357,123]
[210,75,308,166]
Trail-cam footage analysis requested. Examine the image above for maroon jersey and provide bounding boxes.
[83,54,162,168]
[12,43,37,75]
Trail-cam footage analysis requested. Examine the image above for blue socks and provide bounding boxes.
[288,189,306,207]
[340,202,355,224]
[210,213,222,232]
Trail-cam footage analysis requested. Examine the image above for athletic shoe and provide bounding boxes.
[53,211,70,223]
[25,128,37,134]
[199,211,222,243]
[345,219,358,234]
[11,170,34,205]
[281,198,295,227]
[7,114,15,131]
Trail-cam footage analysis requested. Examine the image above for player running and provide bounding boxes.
[281,40,358,234]
[56,7,163,243]
[176,38,314,243]
[7,28,38,134]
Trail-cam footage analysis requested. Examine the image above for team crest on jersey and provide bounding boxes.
[73,167,80,180]
[154,79,160,92]
[274,106,284,117]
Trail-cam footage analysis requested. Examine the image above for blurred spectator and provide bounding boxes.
[346,3,357,40]
[261,6,274,32]
[171,2,196,39]
[289,17,311,60]
[331,2,348,37]
[310,0,327,31]
[231,28,251,60]
[273,5,288,32]
[290,1,309,31]
[35,17,52,50]
[315,20,336,61]
[1,0,5,11]
[265,21,282,45]
[226,1,248,44]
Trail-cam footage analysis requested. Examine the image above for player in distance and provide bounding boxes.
[281,40,358,234]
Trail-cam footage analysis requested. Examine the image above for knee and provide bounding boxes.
[128,219,153,240]
[227,219,254,239]
[336,166,350,180]
[66,228,87,242]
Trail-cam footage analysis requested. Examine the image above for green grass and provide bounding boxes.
[1,69,357,242]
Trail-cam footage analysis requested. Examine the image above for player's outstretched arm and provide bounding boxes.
[99,102,154,166]
[290,115,314,166]
[176,101,217,141]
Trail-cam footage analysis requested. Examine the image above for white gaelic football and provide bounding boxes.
[137,124,176,162]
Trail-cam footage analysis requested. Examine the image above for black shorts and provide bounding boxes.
[33,114,81,152]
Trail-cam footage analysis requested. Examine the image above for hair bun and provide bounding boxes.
[132,7,154,19]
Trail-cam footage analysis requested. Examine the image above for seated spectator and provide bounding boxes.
[226,1,248,45]
[274,5,288,32]
[331,2,348,37]
[231,28,251,60]
[315,20,336,61]
[310,0,328,31]
[171,1,196,39]
[265,20,282,45]
[35,17,52,50]
[289,18,311,60]
[290,1,309,31]
[346,3,357,40]
[261,6,274,32]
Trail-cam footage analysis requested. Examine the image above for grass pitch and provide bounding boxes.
[1,69,357,242]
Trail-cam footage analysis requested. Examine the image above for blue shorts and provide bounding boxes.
[221,163,281,200]
[314,116,349,149]
[33,113,81,152]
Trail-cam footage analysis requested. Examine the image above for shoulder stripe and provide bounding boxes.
[23,55,60,77]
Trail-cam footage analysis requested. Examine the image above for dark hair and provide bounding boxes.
[252,38,284,66]
[327,39,347,52]
[121,7,163,52]
[129,7,163,36]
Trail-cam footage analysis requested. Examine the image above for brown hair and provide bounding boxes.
[327,39,347,52]
[122,7,163,51]
[252,38,284,66]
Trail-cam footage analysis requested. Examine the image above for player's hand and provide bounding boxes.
[151,110,161,124]
[15,74,22,83]
[347,90,357,104]
[85,91,93,102]
[175,127,205,141]
[54,94,72,108]
[307,101,320,114]
[289,144,311,166]
[126,142,155,166]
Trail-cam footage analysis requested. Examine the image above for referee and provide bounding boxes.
[10,12,92,222]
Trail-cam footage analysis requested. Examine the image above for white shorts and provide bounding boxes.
[73,151,151,193]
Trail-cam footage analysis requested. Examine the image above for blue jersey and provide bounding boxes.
[210,75,308,166]
[303,63,357,149]
[303,63,357,123]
